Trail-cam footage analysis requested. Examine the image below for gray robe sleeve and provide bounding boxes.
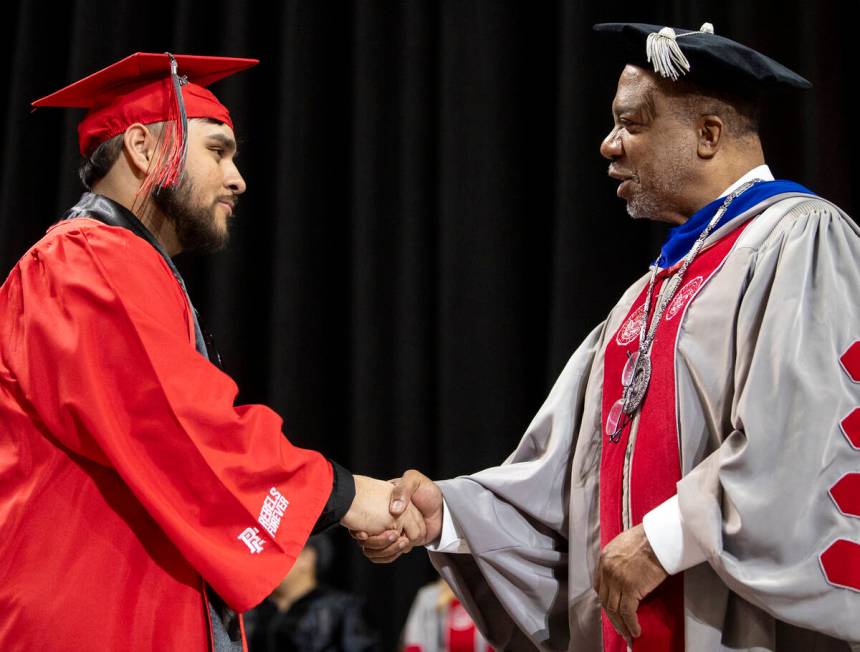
[677,201,860,643]
[428,322,607,651]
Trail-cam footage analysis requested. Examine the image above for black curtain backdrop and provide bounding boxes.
[1,2,856,649]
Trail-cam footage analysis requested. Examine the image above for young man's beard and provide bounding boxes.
[152,177,233,254]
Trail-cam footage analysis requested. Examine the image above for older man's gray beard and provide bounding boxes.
[152,177,233,254]
[626,179,669,220]
[625,163,695,222]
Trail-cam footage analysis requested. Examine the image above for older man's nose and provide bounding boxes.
[600,127,623,160]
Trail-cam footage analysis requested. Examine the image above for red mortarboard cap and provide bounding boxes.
[32,52,258,157]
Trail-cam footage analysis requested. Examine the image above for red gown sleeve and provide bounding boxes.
[9,219,334,612]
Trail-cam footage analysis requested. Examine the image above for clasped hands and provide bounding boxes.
[340,471,668,643]
[339,470,443,563]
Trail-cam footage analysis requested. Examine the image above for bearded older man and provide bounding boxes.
[358,23,860,652]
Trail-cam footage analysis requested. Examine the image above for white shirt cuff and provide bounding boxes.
[642,494,707,575]
[424,497,470,553]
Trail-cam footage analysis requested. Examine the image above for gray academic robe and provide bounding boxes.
[429,193,860,651]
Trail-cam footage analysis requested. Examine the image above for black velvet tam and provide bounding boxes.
[594,22,811,95]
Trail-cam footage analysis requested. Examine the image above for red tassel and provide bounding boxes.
[136,53,188,201]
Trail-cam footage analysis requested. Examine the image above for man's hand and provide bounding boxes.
[593,523,668,643]
[340,475,426,545]
[352,469,444,563]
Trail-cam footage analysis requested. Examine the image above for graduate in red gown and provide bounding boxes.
[0,53,423,652]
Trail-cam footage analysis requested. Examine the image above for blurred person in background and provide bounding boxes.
[246,533,378,652]
[401,578,490,652]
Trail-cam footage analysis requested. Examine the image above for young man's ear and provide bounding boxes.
[122,123,158,176]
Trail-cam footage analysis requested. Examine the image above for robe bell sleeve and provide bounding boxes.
[428,323,606,651]
[676,203,860,643]
[10,222,334,613]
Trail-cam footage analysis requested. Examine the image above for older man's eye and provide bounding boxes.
[619,118,642,133]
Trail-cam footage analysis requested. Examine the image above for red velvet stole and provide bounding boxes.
[598,222,750,652]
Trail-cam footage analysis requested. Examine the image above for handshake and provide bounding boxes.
[339,471,443,563]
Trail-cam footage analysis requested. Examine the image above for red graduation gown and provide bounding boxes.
[0,218,333,650]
